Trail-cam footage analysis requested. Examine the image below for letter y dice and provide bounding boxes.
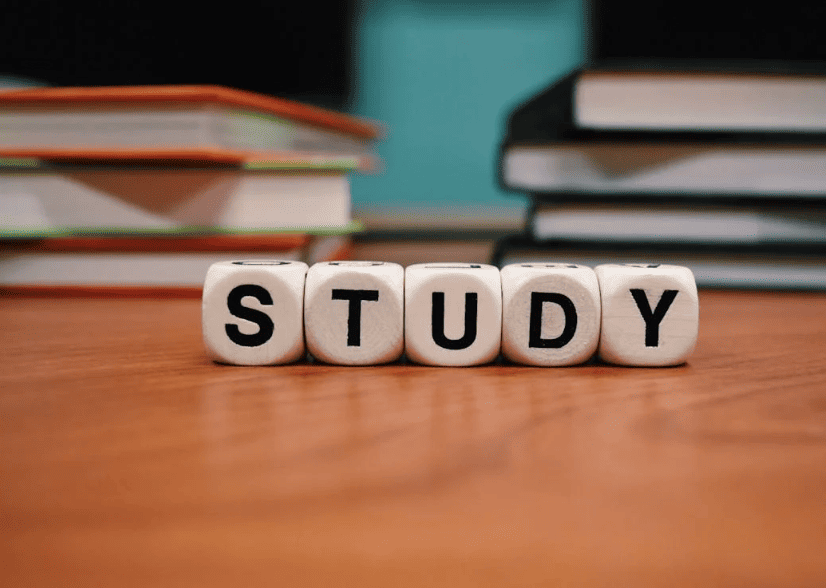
[596,264,699,366]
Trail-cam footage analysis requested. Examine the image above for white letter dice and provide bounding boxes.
[202,260,308,365]
[405,263,502,366]
[596,264,699,366]
[304,261,405,365]
[501,263,601,366]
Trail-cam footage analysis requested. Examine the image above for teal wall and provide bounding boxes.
[350,0,586,212]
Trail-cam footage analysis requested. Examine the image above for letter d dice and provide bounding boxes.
[501,263,601,366]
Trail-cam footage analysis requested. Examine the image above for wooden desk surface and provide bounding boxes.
[1,291,825,587]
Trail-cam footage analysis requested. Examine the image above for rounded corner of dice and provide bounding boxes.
[202,261,699,368]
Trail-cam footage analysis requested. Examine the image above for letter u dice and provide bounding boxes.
[404,263,502,366]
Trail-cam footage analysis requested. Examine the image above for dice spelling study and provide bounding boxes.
[202,261,699,367]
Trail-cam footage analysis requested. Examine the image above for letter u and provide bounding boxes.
[431,292,478,350]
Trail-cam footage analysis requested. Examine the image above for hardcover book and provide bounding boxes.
[0,234,351,295]
[0,85,383,167]
[0,160,360,237]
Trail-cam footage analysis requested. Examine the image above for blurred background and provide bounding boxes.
[2,0,825,286]
[0,0,584,219]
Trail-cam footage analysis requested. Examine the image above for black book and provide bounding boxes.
[526,197,826,246]
[581,0,826,135]
[498,1,826,196]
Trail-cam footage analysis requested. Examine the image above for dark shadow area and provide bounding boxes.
[0,0,356,108]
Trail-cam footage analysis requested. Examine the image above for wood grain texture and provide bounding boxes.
[1,291,825,587]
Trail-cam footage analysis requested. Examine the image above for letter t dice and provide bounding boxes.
[596,264,699,366]
[304,261,405,365]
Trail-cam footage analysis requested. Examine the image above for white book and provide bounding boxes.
[0,250,305,287]
[0,235,349,290]
[0,166,353,236]
[574,71,826,132]
[503,143,826,196]
[531,204,826,245]
[499,246,826,291]
[0,105,374,156]
[0,85,381,161]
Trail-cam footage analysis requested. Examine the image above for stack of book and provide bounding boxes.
[0,85,383,294]
[495,69,826,290]
[494,1,826,290]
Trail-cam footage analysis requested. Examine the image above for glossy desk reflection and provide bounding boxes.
[1,292,825,587]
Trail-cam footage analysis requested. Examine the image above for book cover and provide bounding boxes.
[0,85,384,165]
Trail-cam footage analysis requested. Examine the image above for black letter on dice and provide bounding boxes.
[431,292,478,350]
[630,289,679,347]
[331,289,380,346]
[528,292,577,348]
[225,284,275,347]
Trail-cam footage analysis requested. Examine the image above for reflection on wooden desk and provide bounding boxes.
[1,292,825,587]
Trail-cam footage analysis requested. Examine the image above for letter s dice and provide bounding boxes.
[202,261,308,365]
[596,264,699,366]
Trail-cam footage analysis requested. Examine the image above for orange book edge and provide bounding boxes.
[0,234,311,253]
[0,285,206,299]
[0,85,383,140]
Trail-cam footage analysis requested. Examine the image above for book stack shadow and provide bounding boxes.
[0,85,383,295]
[493,70,826,290]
